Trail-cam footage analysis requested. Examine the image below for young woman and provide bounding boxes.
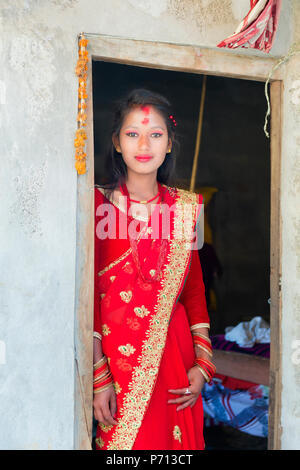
[93,89,215,450]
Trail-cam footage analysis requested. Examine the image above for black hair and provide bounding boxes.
[96,88,179,199]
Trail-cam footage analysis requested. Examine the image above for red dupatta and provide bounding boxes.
[95,184,202,450]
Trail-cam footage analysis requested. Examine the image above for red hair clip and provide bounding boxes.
[169,114,177,127]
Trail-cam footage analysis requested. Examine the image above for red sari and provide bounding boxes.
[94,184,210,450]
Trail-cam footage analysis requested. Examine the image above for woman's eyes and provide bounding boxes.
[125,132,163,138]
[152,133,163,138]
[125,132,138,137]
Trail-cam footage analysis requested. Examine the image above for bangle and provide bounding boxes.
[194,363,210,382]
[93,383,114,394]
[190,323,210,331]
[93,362,111,380]
[192,333,213,357]
[194,357,216,383]
[94,372,113,388]
[196,357,216,376]
[93,331,102,341]
[192,332,212,342]
[93,355,107,370]
[194,343,213,357]
[93,353,113,392]
[192,334,211,347]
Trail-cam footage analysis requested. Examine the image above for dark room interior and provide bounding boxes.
[92,60,270,450]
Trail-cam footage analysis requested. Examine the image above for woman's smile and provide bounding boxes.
[135,155,153,162]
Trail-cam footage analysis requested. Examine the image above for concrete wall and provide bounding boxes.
[0,0,298,449]
[280,3,300,450]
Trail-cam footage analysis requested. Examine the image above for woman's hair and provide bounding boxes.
[96,88,179,199]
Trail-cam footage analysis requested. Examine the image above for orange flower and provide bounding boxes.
[77,112,87,122]
[75,59,88,76]
[74,136,86,147]
[76,128,87,139]
[74,132,86,144]
[75,160,86,175]
[75,35,89,175]
[78,101,87,110]
[79,50,89,60]
[79,38,89,47]
[78,91,87,99]
[79,76,86,86]
[75,150,87,160]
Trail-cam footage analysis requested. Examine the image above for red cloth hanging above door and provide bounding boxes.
[217,0,282,53]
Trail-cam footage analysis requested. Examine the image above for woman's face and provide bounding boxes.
[113,105,172,178]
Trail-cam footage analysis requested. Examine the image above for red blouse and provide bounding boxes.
[94,187,210,335]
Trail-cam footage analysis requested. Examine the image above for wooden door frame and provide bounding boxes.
[74,33,283,450]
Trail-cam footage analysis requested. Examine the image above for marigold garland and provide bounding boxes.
[74,34,89,175]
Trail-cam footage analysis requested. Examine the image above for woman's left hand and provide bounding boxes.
[167,366,206,411]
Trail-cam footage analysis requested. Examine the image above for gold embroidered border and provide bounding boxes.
[106,189,198,450]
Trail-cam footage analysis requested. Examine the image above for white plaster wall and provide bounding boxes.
[280,1,300,450]
[0,0,297,450]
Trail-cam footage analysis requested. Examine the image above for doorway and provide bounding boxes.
[74,34,282,450]
[92,60,270,450]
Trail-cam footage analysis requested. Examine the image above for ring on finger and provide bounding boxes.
[184,387,191,395]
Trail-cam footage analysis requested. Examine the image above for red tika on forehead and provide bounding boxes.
[140,105,150,115]
[141,117,149,125]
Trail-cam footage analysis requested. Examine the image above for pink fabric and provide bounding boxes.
[217,0,282,53]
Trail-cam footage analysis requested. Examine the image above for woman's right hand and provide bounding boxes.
[93,385,118,427]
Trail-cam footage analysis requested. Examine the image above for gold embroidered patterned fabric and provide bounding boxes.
[94,184,209,450]
[173,425,182,443]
